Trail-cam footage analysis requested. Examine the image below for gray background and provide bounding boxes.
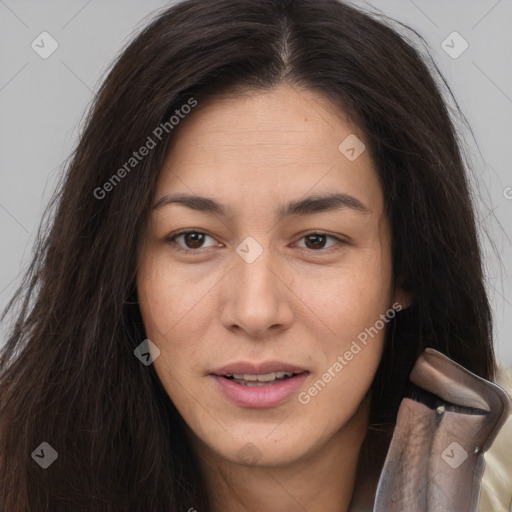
[1,0,511,365]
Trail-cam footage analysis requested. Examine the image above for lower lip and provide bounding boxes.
[212,373,309,408]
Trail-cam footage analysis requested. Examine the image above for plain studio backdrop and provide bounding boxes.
[0,0,511,366]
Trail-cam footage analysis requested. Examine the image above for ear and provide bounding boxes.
[392,277,414,311]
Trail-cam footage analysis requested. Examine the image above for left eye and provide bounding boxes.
[294,233,341,251]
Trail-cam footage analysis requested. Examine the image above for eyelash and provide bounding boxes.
[165,229,347,254]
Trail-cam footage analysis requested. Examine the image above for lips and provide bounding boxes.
[212,362,308,387]
[211,361,310,407]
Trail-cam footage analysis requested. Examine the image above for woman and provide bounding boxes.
[0,0,509,510]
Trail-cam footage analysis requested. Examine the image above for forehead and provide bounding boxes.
[156,84,382,217]
[167,84,357,156]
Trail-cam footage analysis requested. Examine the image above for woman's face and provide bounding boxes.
[137,84,408,468]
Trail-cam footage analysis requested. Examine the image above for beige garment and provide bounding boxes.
[480,366,512,512]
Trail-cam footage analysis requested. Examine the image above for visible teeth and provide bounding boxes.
[241,381,274,387]
[227,371,296,382]
[257,372,278,382]
[232,373,257,381]
[275,371,293,379]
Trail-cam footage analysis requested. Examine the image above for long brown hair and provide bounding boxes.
[0,0,496,510]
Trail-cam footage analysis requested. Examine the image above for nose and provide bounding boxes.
[221,245,294,338]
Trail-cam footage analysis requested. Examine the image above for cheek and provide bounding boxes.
[136,252,218,398]
[295,249,393,331]
[136,267,199,406]
[137,252,214,338]
[295,250,392,400]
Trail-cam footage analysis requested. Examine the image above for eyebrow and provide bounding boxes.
[152,192,371,218]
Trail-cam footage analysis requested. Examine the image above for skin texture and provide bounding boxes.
[137,84,410,512]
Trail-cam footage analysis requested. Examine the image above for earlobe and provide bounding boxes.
[392,283,414,311]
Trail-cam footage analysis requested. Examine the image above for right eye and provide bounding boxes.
[165,229,221,251]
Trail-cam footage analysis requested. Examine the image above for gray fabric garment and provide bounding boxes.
[349,348,511,512]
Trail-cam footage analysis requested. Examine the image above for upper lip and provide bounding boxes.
[211,361,309,376]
